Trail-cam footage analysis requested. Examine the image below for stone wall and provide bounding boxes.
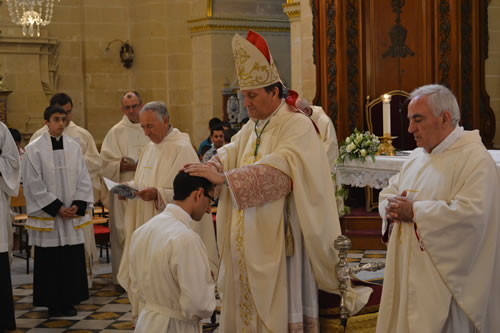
[0,0,291,149]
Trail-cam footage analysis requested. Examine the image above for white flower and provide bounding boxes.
[346,143,356,152]
[360,149,367,157]
[346,137,351,144]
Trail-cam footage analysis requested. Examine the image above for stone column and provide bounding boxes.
[283,0,316,102]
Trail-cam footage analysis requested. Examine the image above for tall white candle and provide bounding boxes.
[382,94,391,136]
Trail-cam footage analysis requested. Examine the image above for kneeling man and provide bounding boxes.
[128,171,216,332]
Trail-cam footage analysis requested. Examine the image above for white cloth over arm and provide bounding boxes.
[0,122,20,252]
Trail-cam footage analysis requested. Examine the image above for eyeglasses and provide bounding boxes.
[204,192,216,205]
[122,104,141,111]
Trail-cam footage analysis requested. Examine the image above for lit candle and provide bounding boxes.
[382,94,391,136]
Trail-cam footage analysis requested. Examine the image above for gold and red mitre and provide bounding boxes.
[231,30,281,91]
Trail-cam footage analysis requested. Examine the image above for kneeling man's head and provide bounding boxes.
[173,171,215,221]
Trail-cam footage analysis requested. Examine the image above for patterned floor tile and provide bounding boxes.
[70,320,114,330]
[9,250,385,332]
[88,312,122,321]
[96,304,131,313]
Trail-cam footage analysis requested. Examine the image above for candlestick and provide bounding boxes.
[382,94,391,136]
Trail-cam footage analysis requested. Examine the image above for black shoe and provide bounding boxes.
[62,305,77,317]
[48,307,63,317]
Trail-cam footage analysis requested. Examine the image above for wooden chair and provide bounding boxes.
[93,215,110,263]
[365,90,413,211]
[365,90,414,150]
[10,185,30,274]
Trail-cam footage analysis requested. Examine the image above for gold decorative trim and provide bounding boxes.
[285,10,300,19]
[283,2,301,8]
[25,225,53,232]
[74,219,93,230]
[187,16,289,24]
[206,0,212,17]
[28,215,54,221]
[190,24,290,34]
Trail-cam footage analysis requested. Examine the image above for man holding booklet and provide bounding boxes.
[115,101,218,322]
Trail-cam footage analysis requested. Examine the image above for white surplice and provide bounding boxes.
[100,115,149,283]
[31,121,101,282]
[0,121,20,253]
[23,133,93,247]
[216,101,369,333]
[128,204,216,333]
[117,128,218,317]
[377,129,500,333]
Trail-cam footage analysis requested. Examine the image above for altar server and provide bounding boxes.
[128,171,216,332]
[378,84,500,333]
[0,121,20,331]
[23,105,93,317]
[100,90,149,284]
[30,93,100,287]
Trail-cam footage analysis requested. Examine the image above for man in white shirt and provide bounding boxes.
[0,121,20,331]
[202,123,224,163]
[377,84,500,332]
[23,105,93,317]
[128,171,216,332]
[100,90,149,284]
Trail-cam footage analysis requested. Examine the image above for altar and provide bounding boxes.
[337,150,500,189]
[336,149,500,250]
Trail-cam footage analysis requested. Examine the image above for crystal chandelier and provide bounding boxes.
[6,0,60,37]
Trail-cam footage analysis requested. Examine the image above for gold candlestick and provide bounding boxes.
[377,134,397,156]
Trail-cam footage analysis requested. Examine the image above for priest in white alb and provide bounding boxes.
[185,31,370,332]
[128,171,216,333]
[23,106,93,317]
[0,121,20,331]
[296,97,344,213]
[29,93,101,286]
[378,84,500,333]
[117,101,218,319]
[100,90,149,284]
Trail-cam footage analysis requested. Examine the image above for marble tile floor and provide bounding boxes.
[8,248,386,332]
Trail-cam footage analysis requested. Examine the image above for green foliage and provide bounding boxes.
[337,128,380,164]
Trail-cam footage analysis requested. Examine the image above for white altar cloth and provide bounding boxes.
[337,150,500,189]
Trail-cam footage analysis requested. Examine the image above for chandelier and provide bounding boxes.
[6,0,60,37]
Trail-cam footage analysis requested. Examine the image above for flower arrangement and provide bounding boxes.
[337,129,380,164]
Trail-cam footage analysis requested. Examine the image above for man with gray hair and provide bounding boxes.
[100,91,150,284]
[377,84,500,332]
[117,101,217,321]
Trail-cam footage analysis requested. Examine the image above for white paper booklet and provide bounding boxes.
[103,177,138,199]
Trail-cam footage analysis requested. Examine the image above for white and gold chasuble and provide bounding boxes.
[100,115,150,283]
[377,130,500,333]
[216,101,367,333]
[118,128,218,318]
